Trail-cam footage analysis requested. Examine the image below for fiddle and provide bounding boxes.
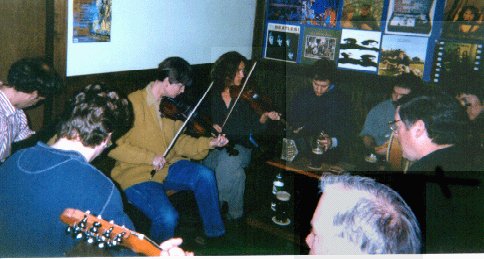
[159,97,239,156]
[229,86,292,131]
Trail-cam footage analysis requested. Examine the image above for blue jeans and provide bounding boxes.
[125,160,225,243]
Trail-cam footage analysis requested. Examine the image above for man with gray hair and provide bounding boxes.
[305,174,421,254]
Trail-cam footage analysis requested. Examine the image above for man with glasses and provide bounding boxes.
[392,90,482,253]
[360,73,421,159]
[392,90,469,171]
[0,57,62,163]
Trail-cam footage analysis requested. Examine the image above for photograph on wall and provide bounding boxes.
[267,0,302,22]
[385,0,436,36]
[431,41,482,83]
[73,0,112,43]
[301,27,341,64]
[337,29,381,72]
[340,0,384,31]
[299,0,339,27]
[378,35,427,78]
[264,23,300,63]
[441,0,483,41]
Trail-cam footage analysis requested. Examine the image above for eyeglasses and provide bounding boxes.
[388,120,401,133]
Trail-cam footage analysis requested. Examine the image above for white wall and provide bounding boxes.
[67,0,256,76]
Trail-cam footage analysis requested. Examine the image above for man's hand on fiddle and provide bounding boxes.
[210,134,229,148]
[152,155,166,171]
[260,111,281,124]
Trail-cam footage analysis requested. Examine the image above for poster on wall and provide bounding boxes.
[431,41,482,83]
[301,27,341,64]
[385,0,436,36]
[267,0,302,22]
[267,0,339,27]
[264,23,301,63]
[378,35,428,78]
[337,29,381,73]
[340,0,384,31]
[73,0,112,43]
[441,0,483,41]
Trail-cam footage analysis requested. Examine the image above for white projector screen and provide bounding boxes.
[67,0,256,76]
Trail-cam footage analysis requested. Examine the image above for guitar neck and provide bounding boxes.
[60,208,161,256]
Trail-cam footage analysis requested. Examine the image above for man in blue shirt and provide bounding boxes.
[0,84,135,257]
[360,73,421,157]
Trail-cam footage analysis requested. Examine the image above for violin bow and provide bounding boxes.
[151,81,214,178]
[221,61,257,129]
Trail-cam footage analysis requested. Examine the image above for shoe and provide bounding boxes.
[193,235,226,247]
[194,235,207,246]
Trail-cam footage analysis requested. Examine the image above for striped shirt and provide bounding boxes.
[0,90,35,162]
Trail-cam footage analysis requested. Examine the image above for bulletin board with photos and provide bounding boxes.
[262,0,483,83]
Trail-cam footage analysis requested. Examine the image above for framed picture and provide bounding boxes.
[385,0,436,36]
[337,29,381,73]
[264,23,301,63]
[340,0,384,31]
[441,0,483,41]
[431,41,482,83]
[378,35,428,78]
[302,27,341,64]
[73,0,112,43]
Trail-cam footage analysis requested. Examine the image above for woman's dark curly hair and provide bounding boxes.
[7,57,63,97]
[210,51,248,92]
[57,84,132,148]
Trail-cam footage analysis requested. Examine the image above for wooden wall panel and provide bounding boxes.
[0,0,47,131]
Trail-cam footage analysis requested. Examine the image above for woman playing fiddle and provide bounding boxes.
[108,57,228,243]
[202,51,280,222]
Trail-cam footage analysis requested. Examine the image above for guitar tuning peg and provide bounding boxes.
[75,232,84,240]
[85,210,91,214]
[79,215,88,229]
[97,241,106,249]
[108,240,117,247]
[93,221,102,227]
[103,227,113,238]
[97,214,102,220]
[89,225,99,234]
[65,226,73,234]
[85,232,95,244]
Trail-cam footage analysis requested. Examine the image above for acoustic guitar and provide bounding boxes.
[60,208,161,256]
[385,132,410,172]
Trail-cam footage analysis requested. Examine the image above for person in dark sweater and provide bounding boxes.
[287,58,352,166]
[202,51,280,222]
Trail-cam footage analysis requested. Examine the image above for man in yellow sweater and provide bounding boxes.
[109,57,229,244]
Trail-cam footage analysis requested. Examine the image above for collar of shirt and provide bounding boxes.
[145,82,164,122]
[0,89,17,117]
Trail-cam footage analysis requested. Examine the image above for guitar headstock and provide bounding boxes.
[60,208,161,256]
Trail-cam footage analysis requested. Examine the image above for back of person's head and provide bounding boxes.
[57,84,132,148]
[319,174,421,254]
[396,89,468,145]
[392,72,423,92]
[156,57,193,87]
[7,57,62,97]
[310,58,336,82]
[210,51,248,87]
